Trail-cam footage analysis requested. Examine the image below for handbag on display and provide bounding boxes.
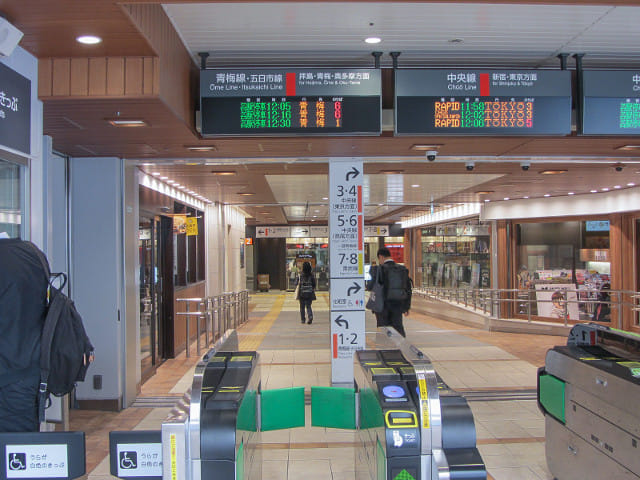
[366,266,385,313]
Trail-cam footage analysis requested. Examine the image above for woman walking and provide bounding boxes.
[296,261,316,324]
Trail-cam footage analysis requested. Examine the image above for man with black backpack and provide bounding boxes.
[375,247,412,337]
[0,237,48,432]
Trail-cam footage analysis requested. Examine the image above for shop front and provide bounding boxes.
[420,222,491,289]
[514,219,611,323]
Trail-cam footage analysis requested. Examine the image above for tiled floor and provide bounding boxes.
[75,290,566,479]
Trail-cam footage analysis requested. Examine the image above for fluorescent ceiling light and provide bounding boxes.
[107,119,148,127]
[76,35,102,45]
[410,144,442,151]
[539,170,567,175]
[365,37,381,44]
[186,145,216,151]
[616,145,640,151]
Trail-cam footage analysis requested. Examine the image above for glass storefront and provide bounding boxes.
[421,222,491,288]
[0,159,25,238]
[516,220,611,322]
[286,238,329,290]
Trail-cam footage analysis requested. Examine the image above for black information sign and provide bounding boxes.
[395,69,571,135]
[582,71,640,135]
[200,69,381,136]
[0,62,31,155]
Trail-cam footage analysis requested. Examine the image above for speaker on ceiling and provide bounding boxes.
[0,16,24,57]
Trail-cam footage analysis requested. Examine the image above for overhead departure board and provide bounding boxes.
[395,69,572,135]
[582,71,640,135]
[200,69,381,136]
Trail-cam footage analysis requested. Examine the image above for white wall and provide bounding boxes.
[481,186,640,220]
[205,203,247,295]
[70,157,124,405]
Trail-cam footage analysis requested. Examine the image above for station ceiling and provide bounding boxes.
[5,0,640,225]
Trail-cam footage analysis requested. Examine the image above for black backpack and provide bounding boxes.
[300,276,314,294]
[27,244,94,421]
[384,263,411,302]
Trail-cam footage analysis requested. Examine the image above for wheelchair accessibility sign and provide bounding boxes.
[5,444,68,478]
[117,443,162,477]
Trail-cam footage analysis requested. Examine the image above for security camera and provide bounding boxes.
[465,162,475,171]
[521,162,531,171]
[426,150,438,162]
[615,163,624,172]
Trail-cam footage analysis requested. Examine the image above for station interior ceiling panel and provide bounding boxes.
[5,0,640,224]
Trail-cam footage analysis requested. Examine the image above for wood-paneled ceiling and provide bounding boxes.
[5,0,640,224]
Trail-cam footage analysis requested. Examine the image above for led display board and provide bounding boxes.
[582,71,640,135]
[200,69,381,136]
[395,69,572,135]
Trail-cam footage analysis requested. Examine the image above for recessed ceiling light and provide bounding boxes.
[539,170,567,175]
[238,192,255,196]
[107,119,148,127]
[602,187,609,191]
[322,197,328,200]
[186,145,216,152]
[503,197,510,201]
[544,194,551,197]
[411,184,420,188]
[590,190,598,193]
[484,199,490,202]
[152,172,161,176]
[614,185,622,189]
[378,203,384,206]
[259,211,270,214]
[76,35,102,45]
[167,180,175,184]
[211,170,236,176]
[174,183,181,187]
[523,196,529,199]
[410,144,442,151]
[179,186,187,190]
[568,192,575,195]
[313,215,317,218]
[475,190,494,195]
[365,37,381,44]
[628,183,635,186]
[160,176,168,180]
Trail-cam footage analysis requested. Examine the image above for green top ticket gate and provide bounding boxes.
[353,327,486,480]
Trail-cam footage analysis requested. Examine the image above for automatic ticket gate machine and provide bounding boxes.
[354,327,486,480]
[162,330,261,480]
[538,323,640,480]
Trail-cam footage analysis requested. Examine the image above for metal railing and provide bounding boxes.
[176,290,250,357]
[414,285,640,329]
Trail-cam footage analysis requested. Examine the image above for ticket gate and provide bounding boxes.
[354,327,486,480]
[161,330,261,480]
[538,323,640,480]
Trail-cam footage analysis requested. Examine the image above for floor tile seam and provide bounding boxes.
[239,295,285,349]
[477,437,545,445]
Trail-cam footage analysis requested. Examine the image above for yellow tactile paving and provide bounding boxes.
[238,294,286,350]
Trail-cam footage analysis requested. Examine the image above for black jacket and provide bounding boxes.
[369,260,412,313]
[0,239,48,380]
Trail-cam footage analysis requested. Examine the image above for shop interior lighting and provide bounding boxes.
[76,35,102,45]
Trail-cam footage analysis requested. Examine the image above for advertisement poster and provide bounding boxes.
[535,284,580,320]
[172,215,187,234]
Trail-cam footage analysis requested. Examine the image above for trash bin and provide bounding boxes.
[257,274,270,292]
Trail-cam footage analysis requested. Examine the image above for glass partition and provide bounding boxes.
[0,159,25,238]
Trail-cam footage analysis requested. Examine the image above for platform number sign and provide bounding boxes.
[329,159,366,384]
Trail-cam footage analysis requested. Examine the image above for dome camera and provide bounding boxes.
[521,162,531,171]
[465,162,475,171]
[426,150,438,162]
[615,163,624,172]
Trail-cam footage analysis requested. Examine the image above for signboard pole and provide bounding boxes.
[329,158,365,386]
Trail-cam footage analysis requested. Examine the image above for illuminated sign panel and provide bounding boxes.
[395,69,571,135]
[582,71,640,135]
[200,69,381,136]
